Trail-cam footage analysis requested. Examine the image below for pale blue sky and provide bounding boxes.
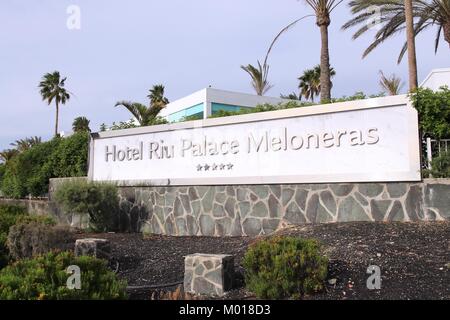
[0,0,448,150]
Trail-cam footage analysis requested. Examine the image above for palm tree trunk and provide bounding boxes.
[404,0,418,91]
[55,101,59,136]
[319,24,332,103]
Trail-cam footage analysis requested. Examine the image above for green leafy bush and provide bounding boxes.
[7,221,73,260]
[1,139,58,198]
[0,204,56,268]
[1,132,89,198]
[54,180,120,232]
[410,86,450,139]
[424,151,450,178]
[0,251,127,300]
[50,132,89,178]
[101,117,168,131]
[330,91,385,103]
[0,204,27,268]
[243,237,328,299]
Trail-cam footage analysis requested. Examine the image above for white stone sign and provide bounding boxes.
[88,95,421,185]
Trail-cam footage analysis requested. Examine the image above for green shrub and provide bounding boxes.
[0,251,127,300]
[410,86,450,139]
[424,151,450,178]
[1,132,89,198]
[49,132,89,178]
[330,91,385,103]
[7,221,73,260]
[243,237,328,299]
[0,204,27,268]
[54,180,120,232]
[2,138,59,198]
[0,204,56,268]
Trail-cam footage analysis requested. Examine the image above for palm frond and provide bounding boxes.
[343,0,449,62]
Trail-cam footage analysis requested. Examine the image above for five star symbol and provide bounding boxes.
[197,163,234,171]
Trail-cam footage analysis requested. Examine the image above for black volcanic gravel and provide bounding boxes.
[81,221,449,300]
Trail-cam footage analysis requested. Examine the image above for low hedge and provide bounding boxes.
[0,204,27,268]
[7,221,73,260]
[0,251,127,300]
[54,180,120,232]
[0,204,55,269]
[243,237,328,299]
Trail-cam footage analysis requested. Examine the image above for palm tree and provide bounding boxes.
[261,1,341,101]
[147,84,169,109]
[298,65,336,102]
[243,14,314,97]
[299,68,321,102]
[241,61,273,96]
[116,85,169,127]
[10,136,42,152]
[379,71,404,95]
[115,102,151,126]
[304,0,343,102]
[404,0,418,90]
[72,116,91,132]
[0,149,19,163]
[38,71,71,136]
[115,101,165,126]
[342,0,450,90]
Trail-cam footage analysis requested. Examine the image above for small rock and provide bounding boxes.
[328,278,337,285]
[376,253,382,257]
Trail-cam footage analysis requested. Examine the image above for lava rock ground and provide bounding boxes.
[83,221,449,300]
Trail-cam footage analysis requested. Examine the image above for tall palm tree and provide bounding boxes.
[147,84,169,109]
[379,71,404,95]
[265,2,341,101]
[10,136,42,152]
[38,71,71,136]
[404,0,418,90]
[304,0,343,102]
[241,61,273,96]
[72,116,91,132]
[0,149,19,163]
[298,65,336,102]
[342,0,450,90]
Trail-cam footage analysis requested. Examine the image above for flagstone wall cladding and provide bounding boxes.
[116,181,450,236]
[184,254,234,297]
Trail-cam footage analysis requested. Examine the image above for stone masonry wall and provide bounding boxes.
[117,180,450,236]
